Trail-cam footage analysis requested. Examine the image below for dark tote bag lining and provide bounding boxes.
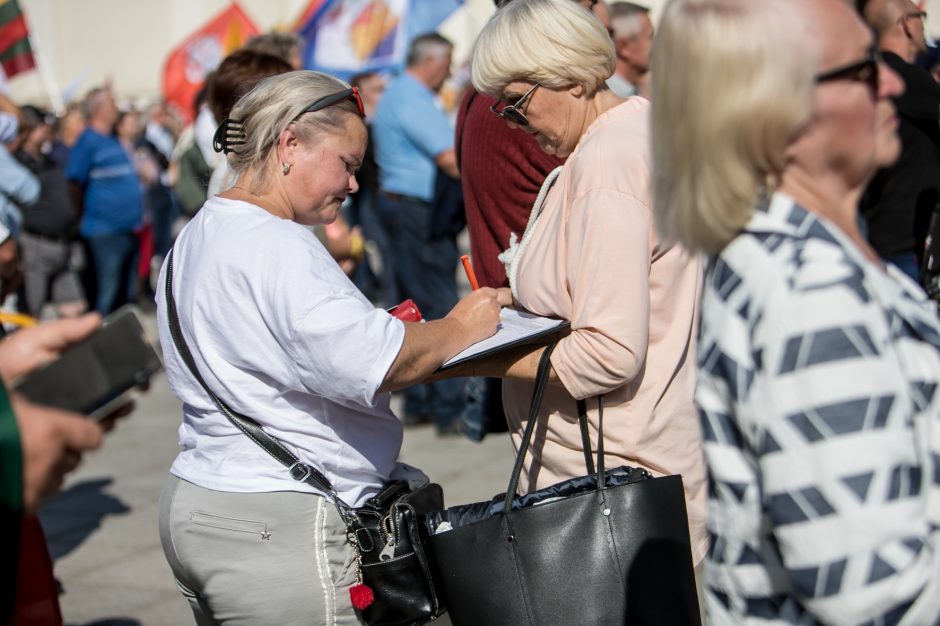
[425,465,651,532]
[426,341,701,626]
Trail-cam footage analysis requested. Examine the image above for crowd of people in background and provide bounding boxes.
[6,0,940,623]
[0,31,339,326]
[0,0,936,344]
[0,0,634,377]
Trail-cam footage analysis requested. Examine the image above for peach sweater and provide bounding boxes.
[502,98,708,564]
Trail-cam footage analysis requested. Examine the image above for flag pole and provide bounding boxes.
[27,33,64,114]
[18,1,65,115]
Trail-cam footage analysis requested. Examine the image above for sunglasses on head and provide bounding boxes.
[815,48,881,95]
[490,83,540,127]
[293,87,365,121]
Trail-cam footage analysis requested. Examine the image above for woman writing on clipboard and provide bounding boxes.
[447,0,707,566]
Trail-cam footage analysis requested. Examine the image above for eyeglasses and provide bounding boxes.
[293,87,365,122]
[905,10,927,21]
[490,83,540,126]
[815,48,881,95]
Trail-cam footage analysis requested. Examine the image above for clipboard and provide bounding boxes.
[438,308,570,371]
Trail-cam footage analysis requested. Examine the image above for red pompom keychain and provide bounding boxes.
[350,583,374,611]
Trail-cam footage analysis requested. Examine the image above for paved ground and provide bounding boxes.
[37,314,513,626]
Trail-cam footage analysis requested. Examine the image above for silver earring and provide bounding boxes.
[282,162,291,175]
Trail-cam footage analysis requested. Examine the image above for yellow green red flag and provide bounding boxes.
[0,0,36,79]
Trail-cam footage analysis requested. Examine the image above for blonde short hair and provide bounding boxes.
[227,70,362,189]
[651,0,818,254]
[472,0,615,97]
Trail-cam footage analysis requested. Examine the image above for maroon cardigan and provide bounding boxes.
[456,88,564,288]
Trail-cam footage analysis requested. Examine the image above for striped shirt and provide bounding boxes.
[698,193,940,625]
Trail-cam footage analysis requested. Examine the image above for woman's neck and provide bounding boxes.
[778,166,882,266]
[583,88,624,133]
[221,171,293,221]
[559,88,625,158]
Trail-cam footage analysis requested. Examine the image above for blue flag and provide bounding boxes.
[295,0,464,79]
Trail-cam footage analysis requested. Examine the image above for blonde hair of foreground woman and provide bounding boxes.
[651,0,819,254]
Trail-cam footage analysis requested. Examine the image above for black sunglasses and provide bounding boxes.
[293,87,365,121]
[815,48,881,94]
[490,83,540,126]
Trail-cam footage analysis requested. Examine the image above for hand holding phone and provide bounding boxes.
[0,312,102,384]
[12,306,162,420]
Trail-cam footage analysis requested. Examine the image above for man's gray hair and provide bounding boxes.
[610,2,650,40]
[81,87,110,121]
[244,31,303,64]
[406,33,453,67]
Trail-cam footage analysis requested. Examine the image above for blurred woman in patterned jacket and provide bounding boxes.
[652,0,940,624]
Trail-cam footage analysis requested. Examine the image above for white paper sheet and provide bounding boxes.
[440,308,568,369]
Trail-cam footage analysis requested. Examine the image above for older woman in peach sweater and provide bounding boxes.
[461,0,707,564]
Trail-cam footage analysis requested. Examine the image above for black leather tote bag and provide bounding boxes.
[425,342,700,625]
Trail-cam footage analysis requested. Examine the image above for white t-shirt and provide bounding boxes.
[156,196,405,506]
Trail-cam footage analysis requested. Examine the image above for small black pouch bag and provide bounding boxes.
[351,480,445,625]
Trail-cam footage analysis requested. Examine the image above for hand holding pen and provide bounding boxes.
[461,255,480,290]
[462,254,514,309]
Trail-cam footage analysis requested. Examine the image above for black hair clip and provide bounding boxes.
[212,117,246,154]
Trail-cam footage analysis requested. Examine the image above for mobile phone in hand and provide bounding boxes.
[13,305,162,420]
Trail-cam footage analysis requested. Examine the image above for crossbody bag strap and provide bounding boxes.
[163,248,354,519]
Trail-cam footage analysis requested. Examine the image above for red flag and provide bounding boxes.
[0,0,36,79]
[162,2,260,124]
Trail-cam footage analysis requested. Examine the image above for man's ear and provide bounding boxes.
[615,38,629,61]
[899,15,911,38]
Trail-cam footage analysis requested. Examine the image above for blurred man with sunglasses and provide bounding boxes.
[858,0,940,287]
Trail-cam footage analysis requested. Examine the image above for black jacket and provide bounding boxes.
[861,51,940,258]
[14,150,79,239]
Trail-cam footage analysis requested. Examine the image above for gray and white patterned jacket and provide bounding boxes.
[698,192,940,625]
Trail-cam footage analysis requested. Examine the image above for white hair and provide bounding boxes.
[472,0,616,97]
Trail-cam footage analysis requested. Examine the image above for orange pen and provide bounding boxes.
[460,254,480,290]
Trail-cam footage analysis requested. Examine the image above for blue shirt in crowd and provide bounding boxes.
[373,72,453,203]
[0,143,37,235]
[66,128,142,237]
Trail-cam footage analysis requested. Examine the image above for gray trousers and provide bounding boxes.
[158,474,361,625]
[19,232,84,315]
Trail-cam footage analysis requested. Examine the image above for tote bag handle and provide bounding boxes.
[502,341,606,512]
